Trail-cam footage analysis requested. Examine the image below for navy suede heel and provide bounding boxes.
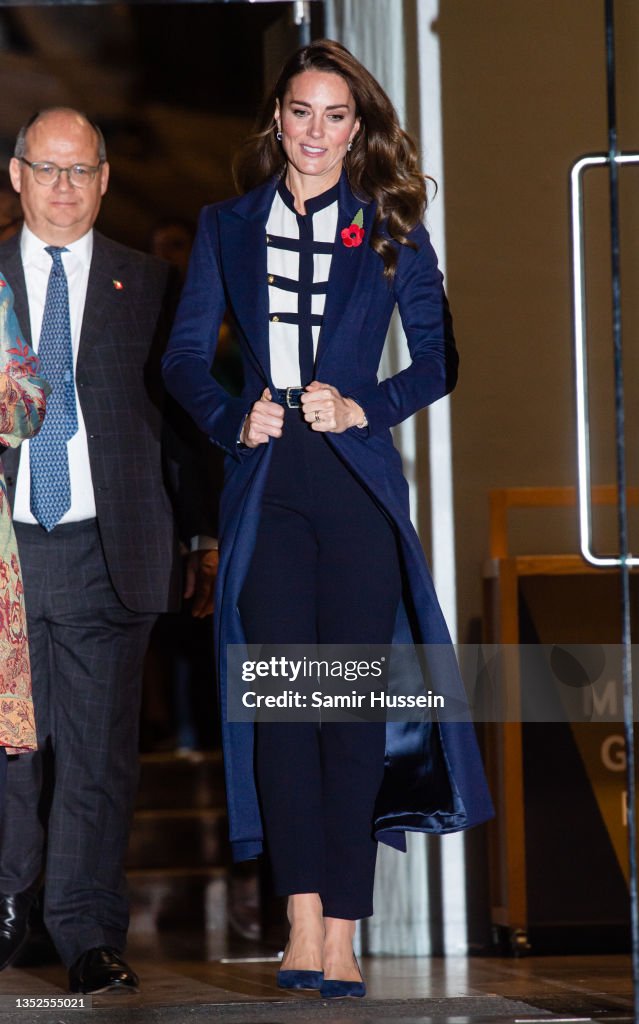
[277,970,324,991]
[320,957,366,999]
[320,978,366,999]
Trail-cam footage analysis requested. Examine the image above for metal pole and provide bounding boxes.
[604,1,639,1017]
[292,0,312,45]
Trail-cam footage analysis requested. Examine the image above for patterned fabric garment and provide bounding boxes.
[0,276,49,752]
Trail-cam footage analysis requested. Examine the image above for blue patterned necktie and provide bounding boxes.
[30,246,78,531]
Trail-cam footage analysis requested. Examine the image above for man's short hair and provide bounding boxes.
[14,108,107,163]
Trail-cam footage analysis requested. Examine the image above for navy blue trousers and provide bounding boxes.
[239,409,402,919]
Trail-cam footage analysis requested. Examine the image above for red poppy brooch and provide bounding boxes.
[341,209,365,248]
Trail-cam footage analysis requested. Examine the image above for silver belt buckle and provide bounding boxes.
[285,387,299,408]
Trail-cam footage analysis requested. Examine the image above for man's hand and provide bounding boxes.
[184,548,219,618]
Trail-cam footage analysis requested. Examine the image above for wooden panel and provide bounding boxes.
[489,485,639,560]
[482,485,636,949]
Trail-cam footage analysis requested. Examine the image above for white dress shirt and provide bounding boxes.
[13,225,97,524]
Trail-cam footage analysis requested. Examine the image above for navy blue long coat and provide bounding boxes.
[162,173,494,862]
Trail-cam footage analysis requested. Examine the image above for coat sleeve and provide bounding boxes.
[346,225,458,437]
[162,206,253,460]
[0,282,49,449]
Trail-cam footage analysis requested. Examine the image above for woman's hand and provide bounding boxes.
[240,387,285,447]
[300,381,366,433]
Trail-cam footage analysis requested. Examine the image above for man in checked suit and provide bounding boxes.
[0,108,207,994]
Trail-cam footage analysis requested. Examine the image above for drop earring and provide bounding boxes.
[276,128,283,141]
[347,142,353,152]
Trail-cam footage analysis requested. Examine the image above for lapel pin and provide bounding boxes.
[112,279,124,290]
[341,209,365,248]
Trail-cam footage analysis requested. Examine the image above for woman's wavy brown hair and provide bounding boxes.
[233,39,429,279]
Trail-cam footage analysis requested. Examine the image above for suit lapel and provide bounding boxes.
[0,234,30,490]
[77,233,126,370]
[0,235,31,347]
[218,181,276,386]
[315,175,376,369]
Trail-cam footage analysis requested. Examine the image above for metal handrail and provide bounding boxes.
[569,151,639,566]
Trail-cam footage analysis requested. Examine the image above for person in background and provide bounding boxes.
[149,218,194,284]
[163,39,493,999]
[148,218,261,943]
[143,216,220,755]
[0,276,49,812]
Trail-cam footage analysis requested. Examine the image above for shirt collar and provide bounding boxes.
[21,224,94,269]
[277,176,341,219]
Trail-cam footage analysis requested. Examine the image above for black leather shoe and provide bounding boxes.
[68,947,139,994]
[0,887,38,971]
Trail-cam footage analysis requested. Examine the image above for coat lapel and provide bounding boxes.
[315,175,376,369]
[217,174,377,382]
[218,181,277,386]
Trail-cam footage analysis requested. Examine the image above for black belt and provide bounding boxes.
[275,387,305,408]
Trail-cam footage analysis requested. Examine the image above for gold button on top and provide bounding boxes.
[268,274,275,284]
[271,315,280,323]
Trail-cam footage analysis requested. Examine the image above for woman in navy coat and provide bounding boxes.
[163,40,493,997]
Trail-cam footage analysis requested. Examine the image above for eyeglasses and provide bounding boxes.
[19,158,103,188]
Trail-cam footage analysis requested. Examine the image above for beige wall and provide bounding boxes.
[432,0,639,638]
